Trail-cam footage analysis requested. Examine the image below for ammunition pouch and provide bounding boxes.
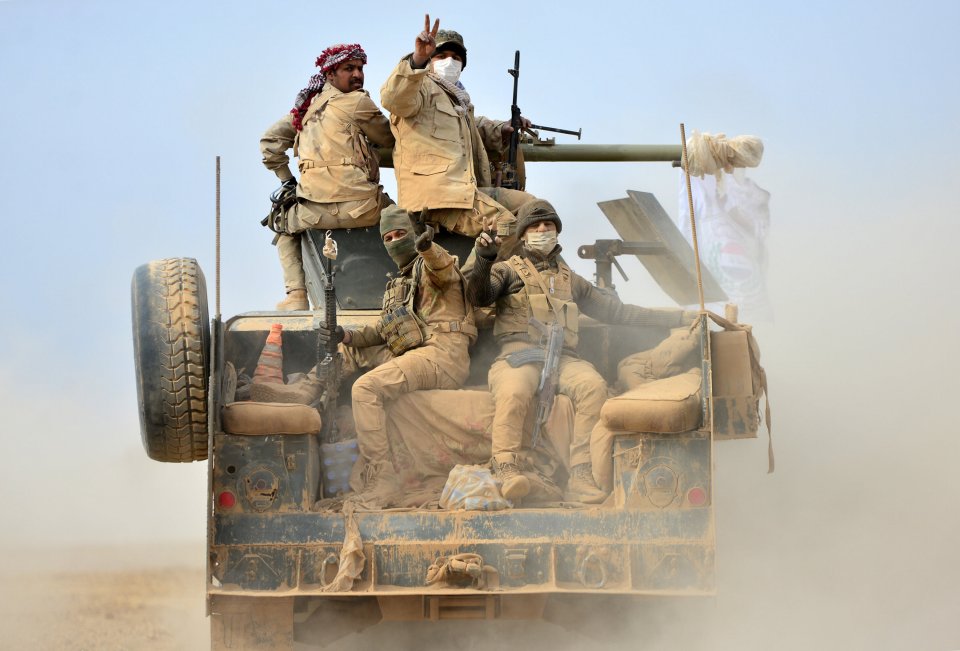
[378,305,427,356]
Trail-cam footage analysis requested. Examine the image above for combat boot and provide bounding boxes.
[491,453,530,502]
[355,460,400,509]
[565,463,607,504]
[250,376,321,405]
[277,289,309,311]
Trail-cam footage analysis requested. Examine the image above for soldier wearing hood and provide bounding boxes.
[254,207,476,508]
[466,200,696,504]
[380,15,535,242]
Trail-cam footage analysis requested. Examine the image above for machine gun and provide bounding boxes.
[500,50,522,190]
[315,231,343,443]
[505,317,564,448]
[497,51,581,190]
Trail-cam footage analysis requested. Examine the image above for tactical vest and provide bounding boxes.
[377,258,477,356]
[493,256,580,349]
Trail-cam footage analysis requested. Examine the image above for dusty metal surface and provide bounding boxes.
[209,427,715,599]
[598,191,727,305]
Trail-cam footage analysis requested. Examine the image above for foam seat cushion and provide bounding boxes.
[221,401,322,435]
[600,369,702,433]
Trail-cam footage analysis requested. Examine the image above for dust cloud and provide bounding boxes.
[325,208,959,648]
[1,195,956,650]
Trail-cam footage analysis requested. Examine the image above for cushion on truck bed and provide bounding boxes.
[221,401,322,435]
[600,369,702,433]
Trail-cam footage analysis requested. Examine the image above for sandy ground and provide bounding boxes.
[3,537,958,651]
[0,544,208,651]
[1,532,957,651]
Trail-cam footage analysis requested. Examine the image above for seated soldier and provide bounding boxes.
[466,200,696,504]
[253,206,476,508]
[380,15,534,241]
[261,43,395,310]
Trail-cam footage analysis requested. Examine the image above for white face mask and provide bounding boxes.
[431,57,462,84]
[524,231,558,255]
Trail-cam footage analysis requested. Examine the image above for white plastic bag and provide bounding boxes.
[439,464,510,511]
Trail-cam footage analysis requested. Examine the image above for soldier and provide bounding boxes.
[254,207,477,508]
[261,43,395,311]
[466,200,696,504]
[380,15,534,243]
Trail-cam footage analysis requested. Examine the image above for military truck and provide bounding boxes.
[131,141,767,650]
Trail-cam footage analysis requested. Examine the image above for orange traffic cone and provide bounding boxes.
[253,323,284,384]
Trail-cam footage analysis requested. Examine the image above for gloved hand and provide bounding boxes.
[474,230,500,261]
[412,208,430,236]
[317,324,345,347]
[415,224,435,252]
[281,177,297,190]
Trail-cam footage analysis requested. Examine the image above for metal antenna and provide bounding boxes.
[215,156,221,319]
[680,124,705,312]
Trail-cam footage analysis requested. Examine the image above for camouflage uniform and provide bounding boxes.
[260,85,395,294]
[344,242,477,475]
[467,217,690,501]
[379,43,532,239]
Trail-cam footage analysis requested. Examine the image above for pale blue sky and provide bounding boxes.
[1,2,958,646]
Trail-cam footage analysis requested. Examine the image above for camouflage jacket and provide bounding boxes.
[466,245,690,348]
[350,242,477,350]
[259,85,394,203]
[380,57,506,211]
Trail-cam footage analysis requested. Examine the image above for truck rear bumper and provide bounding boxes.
[210,507,714,597]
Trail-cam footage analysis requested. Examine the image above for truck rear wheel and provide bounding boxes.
[131,257,210,462]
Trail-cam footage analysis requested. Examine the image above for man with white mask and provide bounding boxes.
[381,15,534,242]
[466,200,697,504]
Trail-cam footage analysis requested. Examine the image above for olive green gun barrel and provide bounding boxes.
[521,144,681,163]
[377,144,682,168]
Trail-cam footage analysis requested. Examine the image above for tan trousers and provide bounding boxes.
[277,191,393,292]
[488,342,609,467]
[344,344,464,466]
[427,187,533,238]
[589,422,617,492]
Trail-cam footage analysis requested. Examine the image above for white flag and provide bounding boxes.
[677,169,773,322]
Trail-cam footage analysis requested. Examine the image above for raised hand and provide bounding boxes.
[413,14,440,67]
[415,224,435,252]
[475,229,501,261]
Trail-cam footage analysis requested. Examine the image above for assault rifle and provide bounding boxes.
[505,317,564,448]
[315,231,343,443]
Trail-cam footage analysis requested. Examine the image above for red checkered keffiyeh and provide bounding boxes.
[291,43,367,131]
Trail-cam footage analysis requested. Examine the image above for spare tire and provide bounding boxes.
[131,258,210,462]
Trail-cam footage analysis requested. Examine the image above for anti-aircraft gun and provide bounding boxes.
[130,139,768,650]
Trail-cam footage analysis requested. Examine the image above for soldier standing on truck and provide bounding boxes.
[379,15,534,242]
[253,206,477,508]
[466,200,697,504]
[261,43,395,311]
